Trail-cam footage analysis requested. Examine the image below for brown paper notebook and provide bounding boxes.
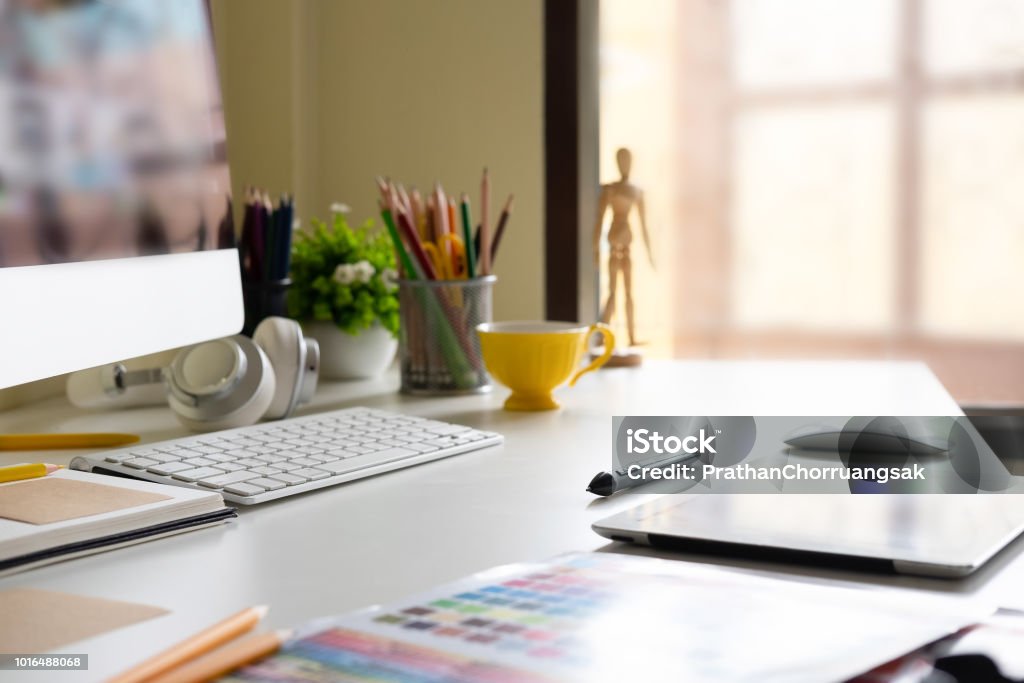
[0,469,234,576]
[0,588,167,653]
[0,478,169,525]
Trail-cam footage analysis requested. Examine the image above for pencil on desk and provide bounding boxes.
[147,629,291,683]
[108,605,268,683]
[0,463,62,483]
[0,433,139,450]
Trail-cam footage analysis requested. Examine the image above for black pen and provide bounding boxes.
[587,451,700,496]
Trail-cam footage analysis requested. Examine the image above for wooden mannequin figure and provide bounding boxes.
[593,147,655,366]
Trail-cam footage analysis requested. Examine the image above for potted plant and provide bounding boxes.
[288,210,400,379]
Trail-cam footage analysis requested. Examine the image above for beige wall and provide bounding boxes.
[211,0,545,321]
[1,0,544,409]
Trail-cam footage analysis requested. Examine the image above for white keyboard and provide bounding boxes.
[70,408,502,504]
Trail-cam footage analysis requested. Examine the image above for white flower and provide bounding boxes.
[380,267,398,290]
[353,260,375,283]
[333,263,356,285]
[330,202,351,214]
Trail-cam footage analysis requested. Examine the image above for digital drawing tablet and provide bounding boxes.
[593,495,1024,578]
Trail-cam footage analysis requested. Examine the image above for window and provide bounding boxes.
[598,0,1024,401]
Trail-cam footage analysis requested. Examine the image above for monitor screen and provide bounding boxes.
[0,0,231,268]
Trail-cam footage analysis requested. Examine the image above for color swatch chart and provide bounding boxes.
[367,563,612,664]
[227,553,987,683]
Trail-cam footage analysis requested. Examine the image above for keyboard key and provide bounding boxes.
[253,454,287,464]
[292,467,330,480]
[427,424,472,435]
[287,457,321,467]
[404,442,440,453]
[317,447,417,474]
[224,482,265,497]
[246,477,286,491]
[250,465,283,476]
[184,457,215,467]
[124,457,159,469]
[234,458,264,468]
[199,471,258,488]
[172,466,226,482]
[148,461,192,475]
[104,452,135,464]
[218,462,246,472]
[268,473,307,485]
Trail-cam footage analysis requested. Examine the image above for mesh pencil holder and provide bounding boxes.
[398,276,495,395]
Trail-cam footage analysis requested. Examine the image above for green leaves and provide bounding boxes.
[287,212,400,337]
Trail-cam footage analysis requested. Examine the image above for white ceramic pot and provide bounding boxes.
[303,321,397,380]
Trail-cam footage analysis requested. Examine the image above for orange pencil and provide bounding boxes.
[447,197,458,262]
[109,606,268,683]
[147,630,291,683]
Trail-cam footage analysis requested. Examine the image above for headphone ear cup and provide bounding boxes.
[167,337,277,432]
[254,317,307,420]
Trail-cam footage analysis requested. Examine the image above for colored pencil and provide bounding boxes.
[459,194,476,278]
[433,182,449,241]
[109,606,268,683]
[491,194,514,264]
[409,187,427,240]
[147,630,291,683]
[380,204,419,280]
[0,463,62,483]
[395,206,438,280]
[479,167,491,275]
[0,433,139,450]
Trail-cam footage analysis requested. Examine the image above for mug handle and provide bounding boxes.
[569,323,616,386]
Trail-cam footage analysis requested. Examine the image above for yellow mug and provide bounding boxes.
[476,321,616,411]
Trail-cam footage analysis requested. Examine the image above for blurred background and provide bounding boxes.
[599,0,1024,403]
[3,0,1023,409]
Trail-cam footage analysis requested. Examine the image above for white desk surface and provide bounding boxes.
[3,359,1023,681]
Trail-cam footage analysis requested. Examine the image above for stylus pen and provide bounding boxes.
[587,452,699,496]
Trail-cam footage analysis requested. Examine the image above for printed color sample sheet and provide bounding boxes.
[225,553,987,683]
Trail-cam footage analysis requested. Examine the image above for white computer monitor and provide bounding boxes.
[0,0,242,390]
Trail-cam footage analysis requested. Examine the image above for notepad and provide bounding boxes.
[0,469,235,576]
[0,477,169,525]
[0,588,167,654]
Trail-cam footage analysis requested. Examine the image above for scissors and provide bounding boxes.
[422,234,467,280]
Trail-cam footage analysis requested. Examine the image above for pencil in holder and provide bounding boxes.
[398,275,495,394]
[242,278,291,336]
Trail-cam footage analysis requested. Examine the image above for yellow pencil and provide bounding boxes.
[109,606,269,683]
[0,463,62,484]
[0,433,140,451]
[148,629,292,683]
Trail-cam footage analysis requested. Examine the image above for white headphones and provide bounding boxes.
[67,317,319,432]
